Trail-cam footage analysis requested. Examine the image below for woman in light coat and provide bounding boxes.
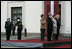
[52,15,57,41]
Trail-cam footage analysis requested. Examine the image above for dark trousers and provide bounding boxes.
[41,29,45,41]
[12,28,15,35]
[17,29,22,40]
[56,29,59,40]
[53,34,57,41]
[47,29,52,41]
[13,27,15,35]
[6,30,11,40]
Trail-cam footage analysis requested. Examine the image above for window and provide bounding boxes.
[11,7,22,23]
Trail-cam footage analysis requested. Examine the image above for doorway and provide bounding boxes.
[44,1,61,35]
[11,7,22,24]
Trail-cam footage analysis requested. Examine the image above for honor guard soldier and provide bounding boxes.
[16,18,23,40]
[5,18,12,40]
[12,20,16,35]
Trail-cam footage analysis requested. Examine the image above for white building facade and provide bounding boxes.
[1,1,71,34]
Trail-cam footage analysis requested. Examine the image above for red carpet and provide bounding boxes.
[2,39,71,43]
[52,44,71,48]
[2,39,71,48]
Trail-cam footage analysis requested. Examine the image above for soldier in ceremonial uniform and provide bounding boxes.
[12,20,16,35]
[5,18,12,40]
[16,18,23,40]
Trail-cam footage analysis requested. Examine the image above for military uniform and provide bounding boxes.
[12,26,15,35]
[12,22,16,35]
[5,21,12,40]
[40,18,46,41]
[16,21,23,40]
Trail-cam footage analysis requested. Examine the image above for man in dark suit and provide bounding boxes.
[47,12,53,41]
[5,18,12,40]
[55,15,61,40]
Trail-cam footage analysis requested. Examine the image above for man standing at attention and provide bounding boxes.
[55,15,61,40]
[47,12,53,41]
[16,18,23,40]
[5,18,12,40]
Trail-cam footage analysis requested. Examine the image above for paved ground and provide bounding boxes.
[1,33,41,48]
[1,33,40,40]
[1,33,71,48]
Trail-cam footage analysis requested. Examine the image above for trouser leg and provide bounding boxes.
[12,28,15,35]
[8,31,11,40]
[6,30,8,40]
[18,30,22,40]
[13,30,15,35]
[47,30,52,41]
[41,29,45,41]
[56,29,59,40]
[6,30,11,40]
[53,34,57,41]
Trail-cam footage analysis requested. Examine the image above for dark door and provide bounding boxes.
[11,7,22,24]
[44,1,60,35]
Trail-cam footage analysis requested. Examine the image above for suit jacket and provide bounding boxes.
[55,18,61,30]
[47,16,53,30]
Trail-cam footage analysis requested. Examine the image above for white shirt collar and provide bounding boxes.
[49,16,52,18]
